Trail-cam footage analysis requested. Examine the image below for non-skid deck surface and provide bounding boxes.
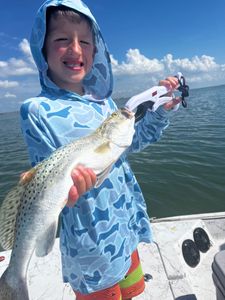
[1,212,225,300]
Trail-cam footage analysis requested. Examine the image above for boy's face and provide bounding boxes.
[44,15,95,94]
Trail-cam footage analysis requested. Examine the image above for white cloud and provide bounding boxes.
[111,50,221,76]
[0,80,19,88]
[4,92,17,98]
[111,49,164,75]
[19,38,35,65]
[9,67,37,76]
[162,54,219,73]
[19,39,32,57]
[0,61,8,68]
[0,38,37,78]
[111,49,225,97]
[0,59,37,78]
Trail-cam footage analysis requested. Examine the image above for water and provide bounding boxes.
[0,85,225,219]
[0,112,30,200]
[128,85,225,217]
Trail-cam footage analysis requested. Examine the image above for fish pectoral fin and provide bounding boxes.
[94,141,111,154]
[95,163,114,188]
[35,221,58,257]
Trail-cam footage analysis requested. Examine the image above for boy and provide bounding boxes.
[20,0,180,299]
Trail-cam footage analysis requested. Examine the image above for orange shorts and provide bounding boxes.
[74,250,145,300]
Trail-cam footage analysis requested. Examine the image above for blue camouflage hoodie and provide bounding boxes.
[20,0,170,294]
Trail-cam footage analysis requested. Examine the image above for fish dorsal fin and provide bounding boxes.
[0,182,26,250]
[94,141,111,154]
[0,167,38,250]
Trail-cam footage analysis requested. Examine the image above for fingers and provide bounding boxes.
[159,76,179,92]
[67,185,79,207]
[159,76,180,110]
[19,170,35,184]
[73,165,96,195]
[67,165,97,207]
[164,97,181,110]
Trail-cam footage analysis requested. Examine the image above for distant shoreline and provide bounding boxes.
[1,84,225,115]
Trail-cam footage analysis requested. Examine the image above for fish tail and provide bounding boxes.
[0,269,29,300]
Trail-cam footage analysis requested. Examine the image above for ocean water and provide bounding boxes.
[0,85,224,219]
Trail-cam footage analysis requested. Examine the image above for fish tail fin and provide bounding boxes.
[0,269,29,300]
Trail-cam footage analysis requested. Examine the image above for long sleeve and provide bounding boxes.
[20,99,57,166]
[129,106,170,153]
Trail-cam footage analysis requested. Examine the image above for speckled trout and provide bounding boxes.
[0,108,135,300]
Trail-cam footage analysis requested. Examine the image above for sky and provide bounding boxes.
[0,0,225,112]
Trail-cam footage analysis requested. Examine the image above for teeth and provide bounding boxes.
[66,64,79,67]
[64,62,83,67]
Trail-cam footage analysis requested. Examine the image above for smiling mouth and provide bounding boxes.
[63,61,84,69]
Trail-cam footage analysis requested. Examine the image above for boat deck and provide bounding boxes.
[1,212,225,299]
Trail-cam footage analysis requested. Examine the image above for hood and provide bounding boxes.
[30,0,113,100]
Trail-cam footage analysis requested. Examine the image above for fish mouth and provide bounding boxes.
[121,108,134,119]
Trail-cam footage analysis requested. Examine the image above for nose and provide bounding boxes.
[68,39,82,55]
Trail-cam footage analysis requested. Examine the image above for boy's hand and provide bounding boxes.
[67,165,97,207]
[159,76,181,110]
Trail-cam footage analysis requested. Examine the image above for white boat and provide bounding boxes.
[1,211,224,300]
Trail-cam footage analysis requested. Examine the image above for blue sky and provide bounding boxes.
[0,0,225,112]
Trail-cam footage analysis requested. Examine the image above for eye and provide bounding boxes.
[55,38,68,42]
[80,40,90,45]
